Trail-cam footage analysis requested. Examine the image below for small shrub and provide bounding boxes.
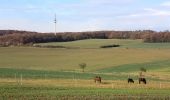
[100,44,120,48]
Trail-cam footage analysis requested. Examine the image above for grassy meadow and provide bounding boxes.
[1,39,170,72]
[1,39,170,99]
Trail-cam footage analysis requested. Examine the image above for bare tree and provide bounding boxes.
[79,63,86,72]
[140,67,146,72]
[139,67,146,78]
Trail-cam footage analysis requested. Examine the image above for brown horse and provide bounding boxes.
[139,78,146,84]
[94,76,101,83]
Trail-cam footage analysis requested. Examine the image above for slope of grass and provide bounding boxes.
[0,68,128,80]
[35,39,170,49]
[1,39,170,74]
[97,60,170,73]
[127,42,170,49]
[35,39,135,49]
[1,46,170,71]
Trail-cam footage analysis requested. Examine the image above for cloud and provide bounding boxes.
[0,18,53,32]
[0,8,16,12]
[161,1,170,7]
[144,8,170,16]
[122,8,170,18]
[113,14,170,31]
[81,0,135,5]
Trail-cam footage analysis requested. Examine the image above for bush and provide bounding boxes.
[100,44,120,48]
[33,45,66,48]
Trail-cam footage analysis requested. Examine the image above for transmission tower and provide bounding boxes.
[54,14,57,35]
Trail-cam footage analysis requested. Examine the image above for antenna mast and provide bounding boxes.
[54,14,57,35]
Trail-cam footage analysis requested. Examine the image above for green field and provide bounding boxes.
[1,39,170,99]
[1,39,170,72]
[35,39,170,49]
[0,85,170,100]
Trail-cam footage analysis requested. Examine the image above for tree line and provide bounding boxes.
[142,31,170,43]
[0,30,169,46]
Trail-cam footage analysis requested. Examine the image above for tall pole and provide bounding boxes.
[54,14,57,35]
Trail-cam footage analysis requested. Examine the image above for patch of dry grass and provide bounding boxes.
[1,78,170,89]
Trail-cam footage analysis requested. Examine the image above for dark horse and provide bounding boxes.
[128,78,134,83]
[94,76,101,83]
[139,78,146,84]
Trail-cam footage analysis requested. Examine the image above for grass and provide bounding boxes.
[1,46,170,72]
[0,68,169,83]
[35,39,132,49]
[1,78,170,89]
[1,39,170,80]
[35,39,170,49]
[0,84,170,100]
[127,42,170,49]
[0,68,129,80]
[1,39,170,99]
[97,60,170,73]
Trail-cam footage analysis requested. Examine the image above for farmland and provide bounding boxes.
[1,39,170,99]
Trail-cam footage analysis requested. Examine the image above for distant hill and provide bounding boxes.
[0,30,170,46]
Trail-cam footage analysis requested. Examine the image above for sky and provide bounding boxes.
[0,0,170,32]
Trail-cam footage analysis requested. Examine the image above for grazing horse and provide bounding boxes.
[94,76,101,83]
[139,78,146,84]
[128,78,134,83]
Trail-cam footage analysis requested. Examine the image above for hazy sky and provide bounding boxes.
[0,0,170,32]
